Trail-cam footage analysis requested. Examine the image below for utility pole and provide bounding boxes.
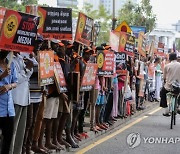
[112,0,117,30]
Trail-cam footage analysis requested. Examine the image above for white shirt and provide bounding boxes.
[12,54,33,106]
[164,60,180,90]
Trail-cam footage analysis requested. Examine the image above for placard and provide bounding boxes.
[97,50,114,76]
[27,6,72,40]
[138,32,146,57]
[115,52,127,75]
[0,9,39,53]
[75,12,93,46]
[38,50,54,86]
[109,31,119,51]
[119,32,135,57]
[54,62,68,93]
[80,63,98,91]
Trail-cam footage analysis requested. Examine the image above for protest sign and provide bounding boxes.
[119,32,135,57]
[54,62,68,93]
[75,12,93,46]
[80,63,98,91]
[138,32,146,57]
[115,52,127,75]
[26,6,72,40]
[38,50,54,86]
[97,50,114,76]
[109,31,119,51]
[0,9,39,53]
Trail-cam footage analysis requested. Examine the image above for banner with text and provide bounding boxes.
[80,63,98,91]
[97,50,114,76]
[38,50,54,86]
[54,62,68,93]
[0,9,39,52]
[29,6,72,40]
[75,12,93,46]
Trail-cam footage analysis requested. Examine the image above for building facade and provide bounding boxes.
[57,0,78,8]
[83,0,137,15]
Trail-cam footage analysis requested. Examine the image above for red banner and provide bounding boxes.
[75,12,93,46]
[0,9,39,53]
[80,63,98,91]
[38,50,54,86]
[54,62,68,93]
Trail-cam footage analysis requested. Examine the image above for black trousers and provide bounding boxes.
[160,87,169,108]
[104,92,113,122]
[78,91,89,133]
[0,116,14,154]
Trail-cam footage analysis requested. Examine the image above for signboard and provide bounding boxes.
[80,63,98,91]
[130,26,146,38]
[138,32,146,57]
[75,12,93,46]
[38,50,54,86]
[115,52,127,75]
[54,62,68,93]
[119,32,135,57]
[97,50,114,76]
[109,31,119,51]
[26,6,72,40]
[0,9,39,53]
[115,21,132,33]
[0,7,6,32]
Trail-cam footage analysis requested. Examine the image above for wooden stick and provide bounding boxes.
[7,51,13,68]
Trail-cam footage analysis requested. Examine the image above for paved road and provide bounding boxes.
[75,107,180,154]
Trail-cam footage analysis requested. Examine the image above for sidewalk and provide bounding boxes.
[62,101,160,153]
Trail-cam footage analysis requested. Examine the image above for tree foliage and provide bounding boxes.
[0,0,37,12]
[117,0,156,32]
[72,3,112,45]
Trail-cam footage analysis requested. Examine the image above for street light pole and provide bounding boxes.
[112,0,117,30]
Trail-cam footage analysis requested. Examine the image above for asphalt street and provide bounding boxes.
[75,107,180,154]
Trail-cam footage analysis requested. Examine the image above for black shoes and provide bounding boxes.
[163,113,171,117]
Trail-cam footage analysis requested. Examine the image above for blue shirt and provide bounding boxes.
[0,62,18,117]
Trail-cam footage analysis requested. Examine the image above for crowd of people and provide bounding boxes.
[0,32,180,154]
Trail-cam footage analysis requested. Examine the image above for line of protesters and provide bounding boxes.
[0,34,178,154]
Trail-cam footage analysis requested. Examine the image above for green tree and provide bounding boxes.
[117,0,156,32]
[0,0,37,12]
[72,3,111,45]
